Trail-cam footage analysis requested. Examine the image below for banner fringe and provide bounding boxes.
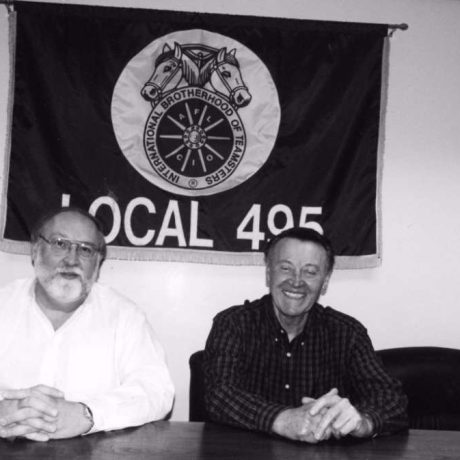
[0,238,380,268]
[375,36,391,267]
[0,10,16,242]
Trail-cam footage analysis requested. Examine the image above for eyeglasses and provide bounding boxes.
[39,235,101,259]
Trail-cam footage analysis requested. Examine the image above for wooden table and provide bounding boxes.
[1,421,460,459]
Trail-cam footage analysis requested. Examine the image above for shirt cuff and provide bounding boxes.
[359,407,382,436]
[257,403,292,433]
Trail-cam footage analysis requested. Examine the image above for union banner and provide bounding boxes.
[1,1,389,267]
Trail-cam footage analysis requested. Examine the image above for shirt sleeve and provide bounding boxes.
[347,325,409,435]
[81,308,174,433]
[203,312,287,433]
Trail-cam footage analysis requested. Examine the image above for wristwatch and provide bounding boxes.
[79,402,95,434]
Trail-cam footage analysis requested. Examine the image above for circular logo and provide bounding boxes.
[112,29,280,196]
[144,87,246,190]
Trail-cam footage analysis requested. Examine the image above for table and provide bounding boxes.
[1,421,460,460]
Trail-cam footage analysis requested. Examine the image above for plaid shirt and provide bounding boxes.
[203,294,408,435]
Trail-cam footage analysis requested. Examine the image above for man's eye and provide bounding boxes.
[79,245,94,257]
[54,239,68,250]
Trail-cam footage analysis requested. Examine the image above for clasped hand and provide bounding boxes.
[0,385,91,442]
[272,388,373,443]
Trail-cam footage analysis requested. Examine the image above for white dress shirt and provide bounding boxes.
[0,278,174,433]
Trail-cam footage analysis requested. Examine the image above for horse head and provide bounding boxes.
[209,47,252,108]
[141,43,183,105]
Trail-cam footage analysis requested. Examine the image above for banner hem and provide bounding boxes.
[0,238,380,269]
[0,10,16,242]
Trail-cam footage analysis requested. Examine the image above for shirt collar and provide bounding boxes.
[264,294,322,340]
[30,278,95,330]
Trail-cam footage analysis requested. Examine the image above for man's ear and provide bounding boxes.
[30,242,38,267]
[265,264,270,288]
[95,256,104,282]
[321,273,331,295]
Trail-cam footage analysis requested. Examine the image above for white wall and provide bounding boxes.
[1,0,460,421]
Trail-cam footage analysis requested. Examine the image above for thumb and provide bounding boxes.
[309,388,340,416]
[301,396,315,405]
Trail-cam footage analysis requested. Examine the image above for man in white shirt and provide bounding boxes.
[0,207,174,441]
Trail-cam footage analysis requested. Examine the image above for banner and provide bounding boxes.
[1,1,389,267]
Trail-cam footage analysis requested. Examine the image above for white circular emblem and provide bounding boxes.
[111,29,280,196]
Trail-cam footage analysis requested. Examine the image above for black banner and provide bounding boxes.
[2,1,388,266]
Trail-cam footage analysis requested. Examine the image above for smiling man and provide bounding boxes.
[203,227,408,443]
[0,207,174,441]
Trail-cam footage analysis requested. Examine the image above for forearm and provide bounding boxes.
[83,379,174,433]
[204,311,292,432]
[350,412,375,438]
[84,307,174,433]
[351,358,409,435]
[205,383,287,433]
[355,399,408,436]
[349,331,409,435]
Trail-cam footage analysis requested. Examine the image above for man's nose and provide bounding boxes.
[63,244,80,264]
[291,270,303,285]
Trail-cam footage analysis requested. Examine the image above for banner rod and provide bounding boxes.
[388,23,409,36]
[0,1,409,36]
[0,1,410,31]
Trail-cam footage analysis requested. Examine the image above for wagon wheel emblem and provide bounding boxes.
[146,92,243,189]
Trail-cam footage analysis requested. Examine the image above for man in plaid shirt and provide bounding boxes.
[203,227,408,443]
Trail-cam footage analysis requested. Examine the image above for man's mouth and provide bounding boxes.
[57,272,81,280]
[282,290,305,299]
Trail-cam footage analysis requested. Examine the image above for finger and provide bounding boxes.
[0,385,64,401]
[31,385,65,399]
[330,399,358,431]
[332,427,342,439]
[0,423,38,438]
[23,418,57,434]
[0,407,41,426]
[335,416,361,437]
[321,424,333,441]
[332,406,357,432]
[23,431,51,442]
[301,396,315,405]
[314,405,342,440]
[308,388,340,416]
[18,395,58,417]
[0,389,31,400]
[299,431,319,444]
[0,408,57,428]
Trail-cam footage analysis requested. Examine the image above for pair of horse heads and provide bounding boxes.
[141,42,252,108]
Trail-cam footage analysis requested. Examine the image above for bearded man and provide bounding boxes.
[0,207,174,441]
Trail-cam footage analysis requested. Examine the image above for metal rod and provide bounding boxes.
[388,23,409,32]
[0,1,409,34]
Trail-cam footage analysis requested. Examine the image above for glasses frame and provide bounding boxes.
[39,235,101,259]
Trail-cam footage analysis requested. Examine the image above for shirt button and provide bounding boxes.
[285,384,290,390]
[300,342,305,346]
[274,338,279,342]
[286,352,292,358]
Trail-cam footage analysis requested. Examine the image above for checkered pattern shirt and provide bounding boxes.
[203,294,408,435]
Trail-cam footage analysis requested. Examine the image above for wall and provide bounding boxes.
[0,0,459,421]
